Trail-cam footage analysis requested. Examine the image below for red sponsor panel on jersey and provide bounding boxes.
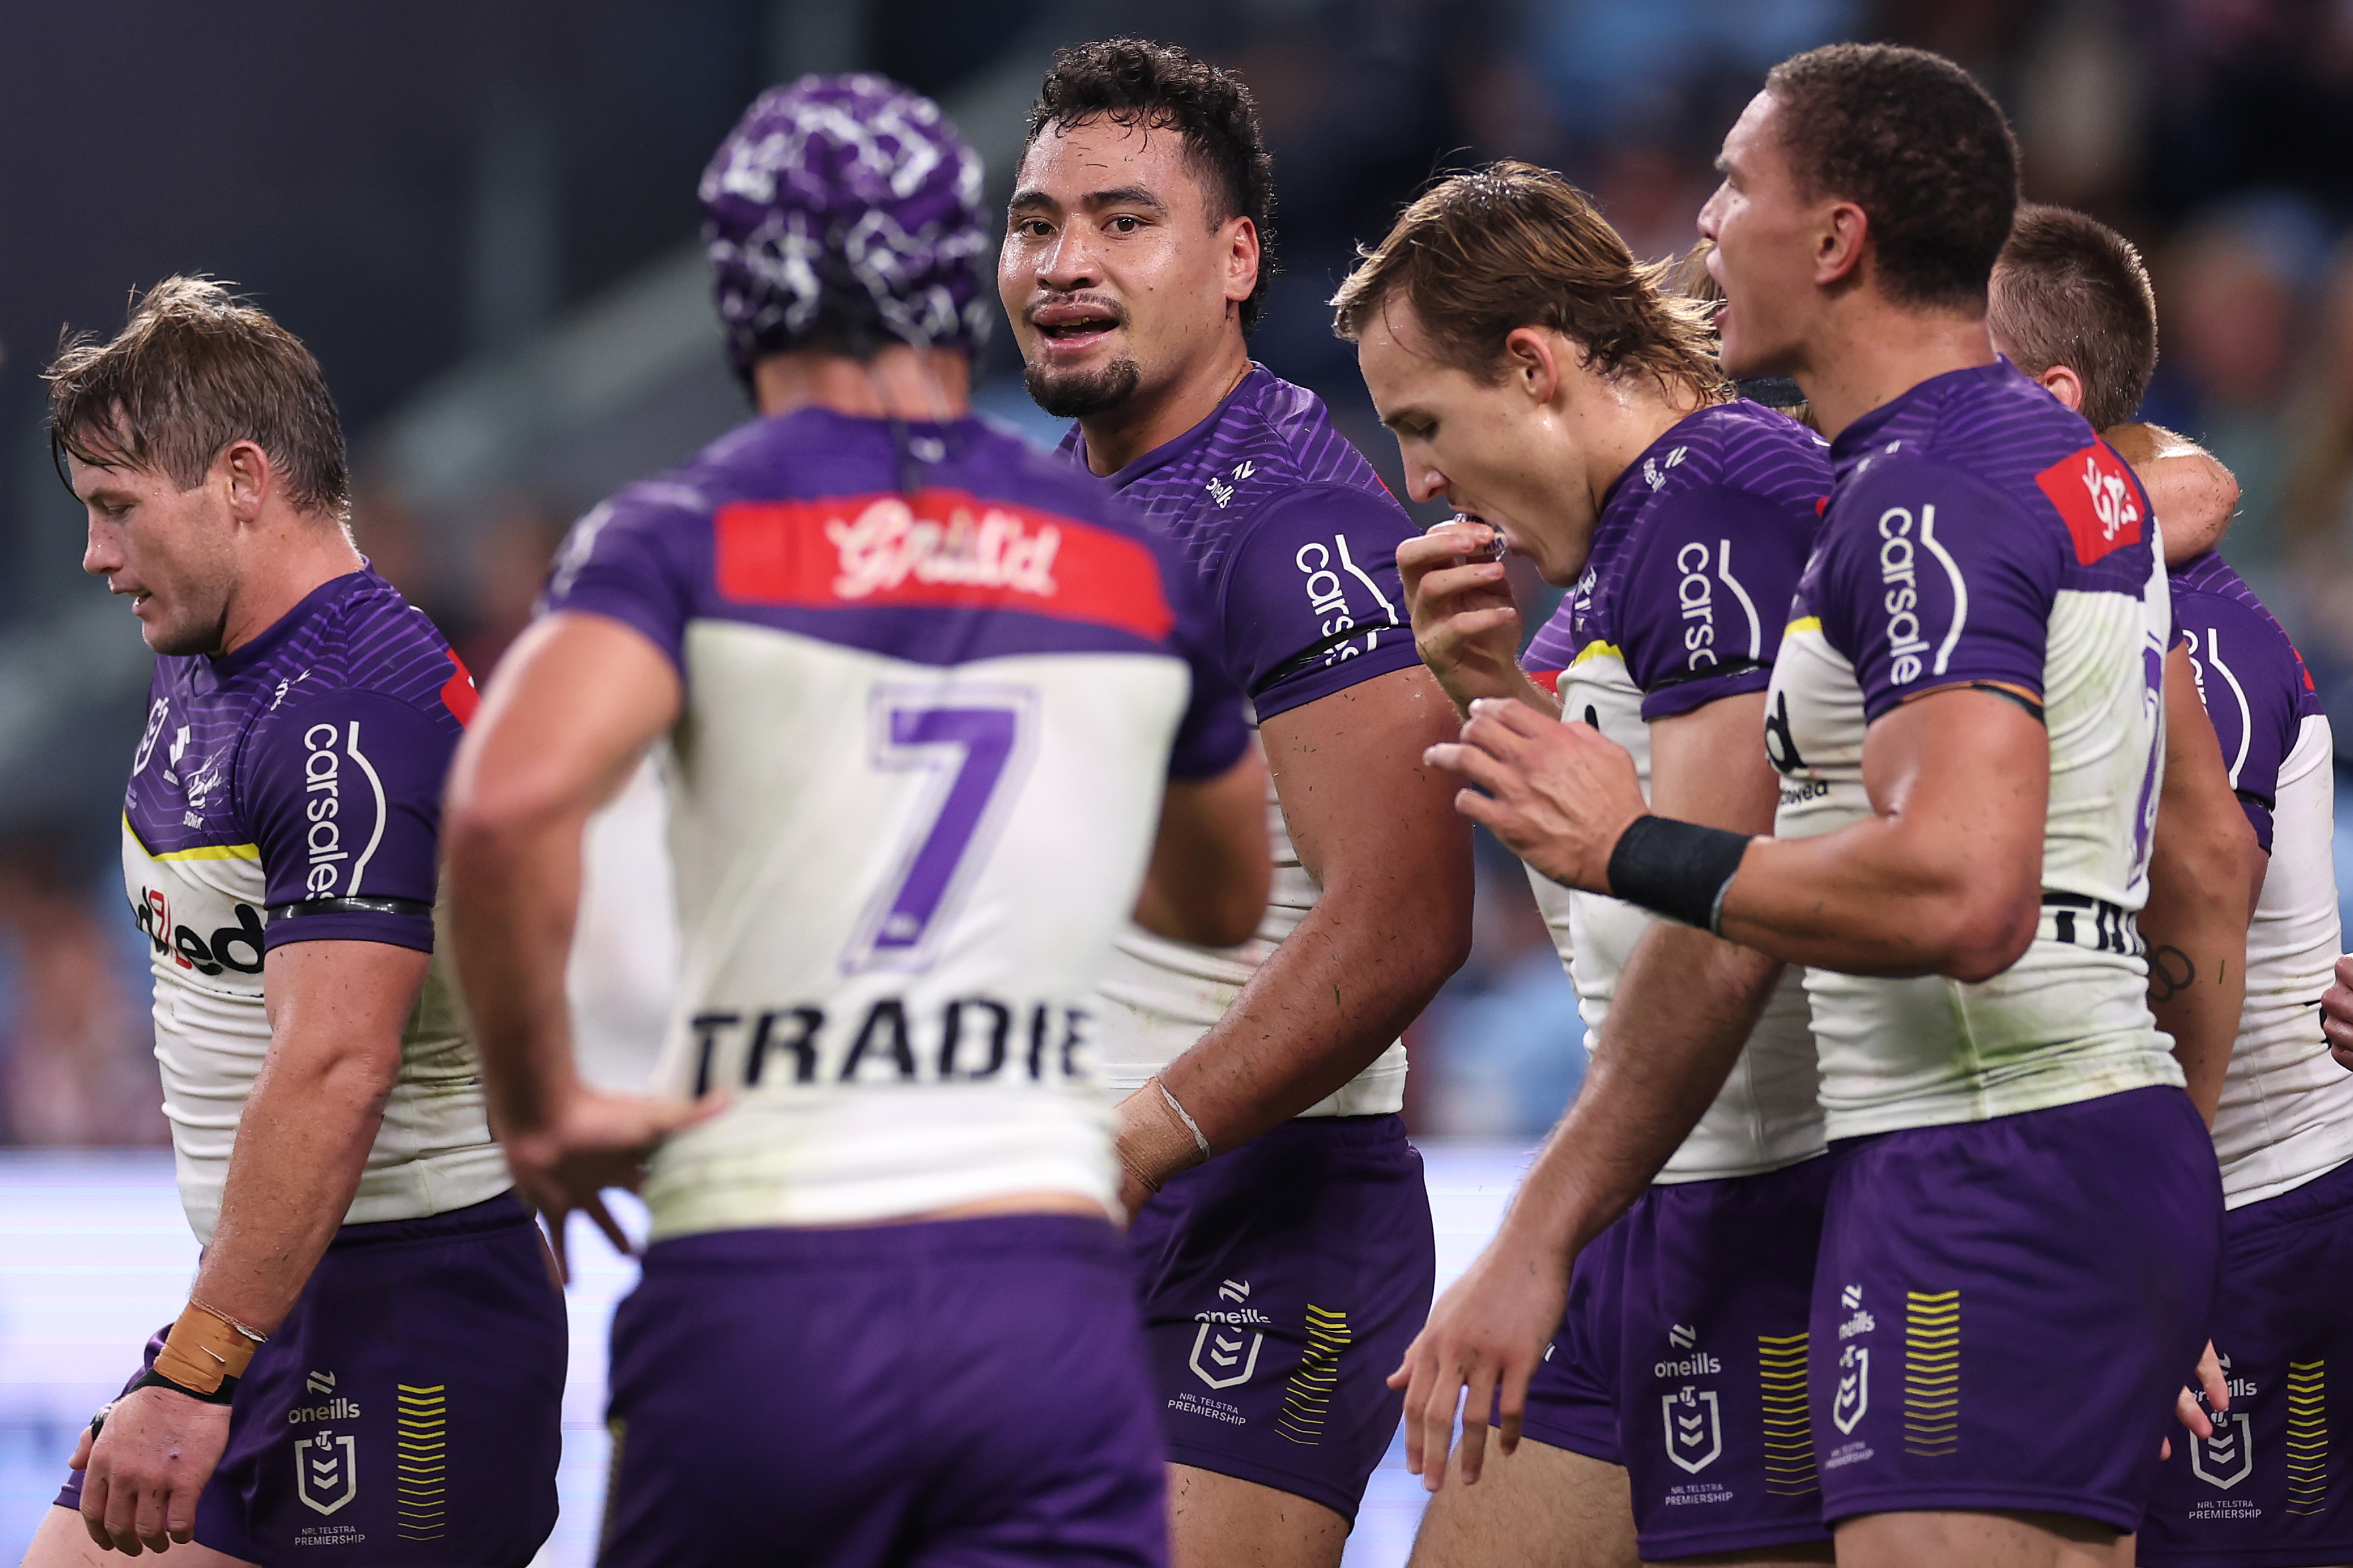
[714,489,1174,640]
[2035,442,2147,566]
[1526,668,1564,697]
[439,651,479,726]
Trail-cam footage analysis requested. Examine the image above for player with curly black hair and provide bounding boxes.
[1002,38,1472,1568]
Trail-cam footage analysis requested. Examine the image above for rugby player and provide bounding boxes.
[29,280,564,1566]
[1990,203,2353,1568]
[1398,45,2229,1568]
[1335,164,1836,1568]
[441,76,1268,1568]
[1000,40,1472,1567]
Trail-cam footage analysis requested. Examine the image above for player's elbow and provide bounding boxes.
[1933,894,2040,984]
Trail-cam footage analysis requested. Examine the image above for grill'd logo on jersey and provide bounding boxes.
[132,887,267,978]
[714,491,1174,639]
[2036,442,2145,566]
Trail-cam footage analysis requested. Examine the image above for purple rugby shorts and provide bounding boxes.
[1613,1153,1835,1560]
[599,1212,1166,1568]
[1519,1208,1629,1467]
[1128,1113,1436,1522]
[1811,1086,2223,1533]
[57,1192,565,1567]
[2141,1153,2353,1567]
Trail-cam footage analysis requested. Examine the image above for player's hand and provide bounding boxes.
[502,1085,725,1280]
[1398,521,1524,716]
[2170,1339,2228,1447]
[1387,1223,1570,1492]
[2323,954,2353,1072]
[1426,698,1647,893]
[75,1384,230,1554]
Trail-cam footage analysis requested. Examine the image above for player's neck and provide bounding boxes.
[217,514,365,658]
[753,347,973,423]
[1583,379,1707,508]
[1790,297,1996,443]
[1075,336,1254,477]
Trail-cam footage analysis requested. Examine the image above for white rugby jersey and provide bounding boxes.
[1521,401,1830,1181]
[121,571,506,1244]
[1067,368,1423,1117]
[2171,551,2352,1207]
[1768,362,2183,1141]
[540,409,1249,1234]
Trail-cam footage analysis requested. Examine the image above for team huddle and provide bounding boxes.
[22,29,2353,1568]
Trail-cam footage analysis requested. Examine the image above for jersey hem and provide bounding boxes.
[1820,1056,2186,1143]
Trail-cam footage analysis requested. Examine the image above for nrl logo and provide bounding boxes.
[2190,1413,2254,1490]
[827,497,1062,602]
[1663,1386,1722,1474]
[1189,1318,1264,1392]
[1834,1345,1870,1435]
[295,1431,358,1515]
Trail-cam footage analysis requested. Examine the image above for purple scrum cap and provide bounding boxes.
[699,73,991,378]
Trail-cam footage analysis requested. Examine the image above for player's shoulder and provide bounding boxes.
[1130,367,1406,531]
[241,571,470,732]
[2170,551,2324,715]
[1662,397,1832,497]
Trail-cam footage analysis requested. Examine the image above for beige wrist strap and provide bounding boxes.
[152,1300,266,1396]
[1117,1075,1214,1195]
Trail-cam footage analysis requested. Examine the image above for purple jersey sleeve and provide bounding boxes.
[1521,598,1578,692]
[1817,457,2062,722]
[246,689,457,953]
[1159,538,1254,779]
[538,494,699,672]
[1619,485,1814,721]
[1217,484,1422,721]
[2173,587,2307,853]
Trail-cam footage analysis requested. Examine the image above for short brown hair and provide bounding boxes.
[1764,44,2018,314]
[1331,161,1728,404]
[46,276,350,520]
[1987,204,2157,431]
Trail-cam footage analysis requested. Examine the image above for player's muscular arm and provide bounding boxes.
[1148,665,1473,1155]
[2143,645,2261,1123]
[1393,693,1785,1490]
[1437,686,2048,980]
[1398,522,1559,719]
[1133,744,1273,947]
[72,940,423,1556]
[2107,423,2238,564]
[445,612,710,1271]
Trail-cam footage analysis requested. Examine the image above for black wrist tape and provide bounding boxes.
[131,1367,239,1407]
[1605,815,1752,934]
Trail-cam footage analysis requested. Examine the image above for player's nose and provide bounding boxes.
[82,515,124,578]
[1407,464,1447,506]
[1696,184,1728,241]
[1034,229,1102,291]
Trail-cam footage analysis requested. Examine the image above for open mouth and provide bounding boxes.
[1030,301,1124,353]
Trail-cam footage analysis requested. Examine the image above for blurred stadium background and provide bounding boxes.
[4,0,2353,1561]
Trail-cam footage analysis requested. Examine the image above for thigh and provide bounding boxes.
[1131,1116,1437,1525]
[23,1503,259,1568]
[1836,1508,2126,1568]
[1811,1092,2223,1537]
[1408,1437,1638,1568]
[2139,1158,2353,1567]
[1616,1161,1834,1563]
[1165,1465,1349,1568]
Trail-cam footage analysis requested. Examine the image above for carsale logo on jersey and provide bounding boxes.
[1293,533,1399,666]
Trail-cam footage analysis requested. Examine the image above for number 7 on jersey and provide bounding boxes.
[847,685,1036,972]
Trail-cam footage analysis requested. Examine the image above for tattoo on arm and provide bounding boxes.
[2147,945,2196,1004]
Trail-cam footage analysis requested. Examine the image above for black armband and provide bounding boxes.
[130,1367,239,1406]
[1605,815,1752,934]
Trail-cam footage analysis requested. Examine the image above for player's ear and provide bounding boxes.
[1815,201,1868,288]
[218,439,273,527]
[2035,363,2086,416]
[1223,216,1260,307]
[1502,326,1564,408]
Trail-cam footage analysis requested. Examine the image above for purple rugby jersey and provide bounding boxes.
[1058,365,1421,721]
[538,406,1249,1233]
[121,569,505,1245]
[1768,358,2182,1140]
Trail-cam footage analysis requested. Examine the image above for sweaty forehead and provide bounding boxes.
[1018,116,1211,213]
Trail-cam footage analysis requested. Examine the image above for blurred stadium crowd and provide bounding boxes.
[1,0,2348,1144]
